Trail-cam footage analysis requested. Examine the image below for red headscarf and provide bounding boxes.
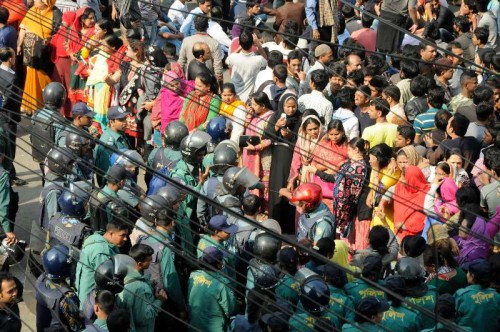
[67,7,94,54]
[51,11,76,61]
[394,166,430,239]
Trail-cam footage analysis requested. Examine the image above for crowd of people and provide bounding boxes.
[0,0,499,330]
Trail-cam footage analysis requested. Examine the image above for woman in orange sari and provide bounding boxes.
[179,73,220,131]
[17,0,62,114]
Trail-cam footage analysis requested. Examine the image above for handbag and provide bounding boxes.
[22,32,54,74]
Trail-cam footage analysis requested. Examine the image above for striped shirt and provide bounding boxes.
[413,107,440,134]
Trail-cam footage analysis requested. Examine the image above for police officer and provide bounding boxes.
[246,232,282,292]
[83,254,136,323]
[345,255,387,307]
[317,263,355,329]
[395,257,437,329]
[56,102,95,147]
[455,259,500,332]
[188,247,238,331]
[197,146,238,225]
[118,244,168,332]
[40,147,75,230]
[275,247,300,309]
[380,275,422,332]
[130,195,169,246]
[30,82,67,176]
[89,165,128,232]
[65,131,93,182]
[112,149,145,211]
[288,268,334,331]
[49,189,93,284]
[76,219,129,308]
[146,121,188,192]
[197,215,238,286]
[137,196,188,328]
[94,106,131,187]
[170,131,211,256]
[203,116,231,169]
[213,166,263,226]
[85,289,115,332]
[281,183,335,246]
[342,296,391,332]
[36,244,84,331]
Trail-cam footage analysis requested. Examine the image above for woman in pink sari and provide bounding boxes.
[158,70,193,133]
[311,119,348,210]
[287,110,324,190]
[242,92,274,210]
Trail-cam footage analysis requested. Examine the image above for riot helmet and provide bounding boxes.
[46,147,75,175]
[156,184,185,208]
[109,148,129,167]
[211,146,238,175]
[180,131,211,165]
[42,244,71,280]
[95,254,135,294]
[164,121,189,149]
[297,268,330,314]
[0,239,26,268]
[222,167,260,195]
[140,195,168,223]
[43,82,66,110]
[57,189,88,217]
[113,150,143,175]
[249,260,281,290]
[214,139,239,155]
[108,200,130,222]
[290,183,322,212]
[253,233,281,263]
[395,257,425,280]
[65,132,90,157]
[206,116,230,144]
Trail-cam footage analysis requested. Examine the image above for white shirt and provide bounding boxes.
[254,67,274,92]
[298,90,334,126]
[0,64,15,75]
[207,21,231,50]
[168,0,187,27]
[226,52,267,102]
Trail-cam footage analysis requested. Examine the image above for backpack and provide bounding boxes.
[146,149,177,195]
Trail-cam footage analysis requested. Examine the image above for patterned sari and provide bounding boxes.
[20,0,59,113]
[242,110,274,210]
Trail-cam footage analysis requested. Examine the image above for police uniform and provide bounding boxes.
[197,234,236,286]
[297,202,335,244]
[75,232,120,308]
[380,304,422,332]
[275,273,300,308]
[31,108,65,162]
[187,269,238,332]
[454,284,500,332]
[170,159,203,256]
[95,186,120,226]
[117,177,141,208]
[140,228,186,314]
[341,322,385,331]
[36,275,84,331]
[327,285,356,329]
[40,173,67,229]
[345,279,387,307]
[196,175,223,223]
[289,312,336,332]
[84,318,108,331]
[0,164,12,234]
[94,129,130,187]
[118,269,162,332]
[404,285,437,329]
[147,147,182,171]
